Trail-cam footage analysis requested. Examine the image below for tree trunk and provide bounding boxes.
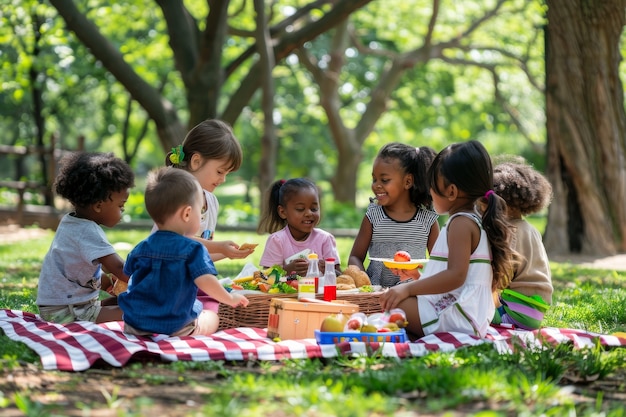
[544,0,626,255]
[50,0,185,151]
[254,0,278,194]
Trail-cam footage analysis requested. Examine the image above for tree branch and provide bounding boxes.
[222,0,373,123]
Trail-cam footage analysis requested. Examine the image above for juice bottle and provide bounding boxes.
[298,253,318,300]
[323,257,337,302]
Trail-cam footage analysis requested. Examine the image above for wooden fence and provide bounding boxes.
[0,135,83,229]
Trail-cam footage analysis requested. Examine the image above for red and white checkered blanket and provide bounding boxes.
[1,309,625,372]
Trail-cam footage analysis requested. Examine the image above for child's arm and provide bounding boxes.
[99,253,130,283]
[380,216,479,311]
[427,221,440,254]
[190,236,254,261]
[348,216,373,270]
[195,274,249,308]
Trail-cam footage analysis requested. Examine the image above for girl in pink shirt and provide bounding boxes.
[258,178,341,276]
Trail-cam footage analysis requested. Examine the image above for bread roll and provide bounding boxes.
[337,283,356,290]
[353,270,371,287]
[337,274,355,286]
[342,265,371,287]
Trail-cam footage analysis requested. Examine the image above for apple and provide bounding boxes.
[387,308,408,328]
[287,280,298,290]
[343,312,366,332]
[345,318,362,331]
[320,314,345,333]
[393,250,411,262]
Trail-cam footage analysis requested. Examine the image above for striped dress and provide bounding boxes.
[365,203,438,287]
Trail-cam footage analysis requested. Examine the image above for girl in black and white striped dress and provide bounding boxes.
[348,143,439,287]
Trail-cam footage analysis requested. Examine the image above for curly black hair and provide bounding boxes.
[493,161,552,216]
[54,152,135,208]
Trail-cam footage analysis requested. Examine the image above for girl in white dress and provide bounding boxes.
[380,140,517,339]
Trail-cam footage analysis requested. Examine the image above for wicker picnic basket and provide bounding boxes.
[217,291,383,330]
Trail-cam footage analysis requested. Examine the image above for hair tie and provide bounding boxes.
[169,145,185,165]
[485,190,495,199]
[279,179,286,185]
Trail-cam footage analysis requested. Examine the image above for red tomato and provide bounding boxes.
[287,280,299,290]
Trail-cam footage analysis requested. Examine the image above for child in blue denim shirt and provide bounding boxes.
[119,167,248,336]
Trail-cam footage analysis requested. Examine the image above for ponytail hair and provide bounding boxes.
[429,140,518,290]
[166,119,242,172]
[377,142,436,209]
[257,178,319,234]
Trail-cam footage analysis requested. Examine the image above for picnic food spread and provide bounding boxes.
[226,264,374,294]
[315,309,409,344]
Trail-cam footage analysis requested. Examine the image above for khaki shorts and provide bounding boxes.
[38,298,101,323]
[124,320,197,337]
[124,310,219,337]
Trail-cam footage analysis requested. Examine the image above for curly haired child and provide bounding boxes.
[491,158,553,330]
[37,152,134,323]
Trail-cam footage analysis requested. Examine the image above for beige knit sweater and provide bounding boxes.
[508,218,553,305]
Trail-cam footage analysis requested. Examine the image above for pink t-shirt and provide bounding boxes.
[260,227,340,268]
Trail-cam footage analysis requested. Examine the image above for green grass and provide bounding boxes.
[1,228,626,416]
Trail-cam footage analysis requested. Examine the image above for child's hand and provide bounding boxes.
[218,241,250,259]
[229,293,249,308]
[380,285,410,311]
[392,268,422,281]
[285,258,309,276]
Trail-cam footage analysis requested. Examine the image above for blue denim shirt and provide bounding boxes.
[119,231,217,335]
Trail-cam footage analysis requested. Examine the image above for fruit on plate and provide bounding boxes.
[383,322,400,331]
[360,324,378,333]
[393,250,411,262]
[344,312,366,332]
[320,313,347,333]
[387,308,408,328]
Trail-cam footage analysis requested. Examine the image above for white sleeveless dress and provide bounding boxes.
[417,212,495,338]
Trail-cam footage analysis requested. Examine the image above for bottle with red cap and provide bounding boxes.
[323,257,337,302]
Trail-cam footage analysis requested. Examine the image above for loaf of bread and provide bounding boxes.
[342,265,372,287]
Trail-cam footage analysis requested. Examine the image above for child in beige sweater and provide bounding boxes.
[492,159,553,329]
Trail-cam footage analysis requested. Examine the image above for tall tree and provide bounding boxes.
[48,0,373,157]
[296,0,544,203]
[544,0,626,255]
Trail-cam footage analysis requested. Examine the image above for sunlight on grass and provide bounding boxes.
[1,228,626,416]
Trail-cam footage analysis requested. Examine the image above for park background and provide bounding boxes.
[2,2,626,416]
[2,0,626,259]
